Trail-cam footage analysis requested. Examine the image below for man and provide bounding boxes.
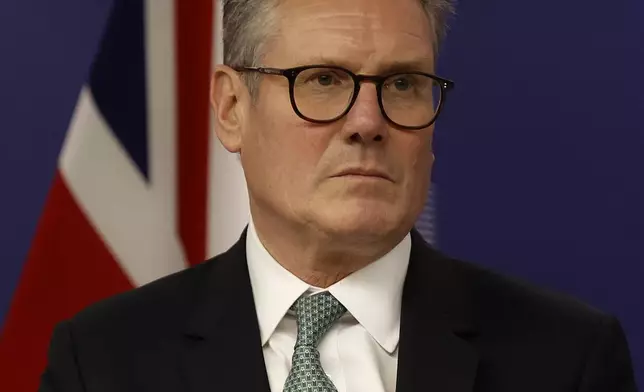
[40,0,637,390]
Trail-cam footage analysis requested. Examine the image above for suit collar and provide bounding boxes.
[179,228,271,392]
[406,229,479,334]
[396,229,480,392]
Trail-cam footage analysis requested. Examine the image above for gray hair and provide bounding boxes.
[222,0,456,95]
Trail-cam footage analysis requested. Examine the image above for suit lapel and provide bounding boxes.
[179,229,271,392]
[176,228,478,392]
[396,230,479,392]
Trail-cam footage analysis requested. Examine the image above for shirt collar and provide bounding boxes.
[246,219,310,346]
[246,218,411,354]
[327,233,410,353]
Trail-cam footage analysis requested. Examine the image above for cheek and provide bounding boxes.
[402,133,433,195]
[247,107,330,196]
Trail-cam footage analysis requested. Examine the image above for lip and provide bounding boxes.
[332,167,393,182]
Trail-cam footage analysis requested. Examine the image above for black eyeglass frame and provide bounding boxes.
[234,64,455,130]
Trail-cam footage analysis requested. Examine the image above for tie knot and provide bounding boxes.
[291,292,346,347]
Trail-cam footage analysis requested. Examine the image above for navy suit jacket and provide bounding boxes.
[39,229,637,392]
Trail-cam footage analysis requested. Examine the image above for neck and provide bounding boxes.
[250,203,403,288]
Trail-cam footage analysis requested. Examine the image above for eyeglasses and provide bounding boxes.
[234,65,455,130]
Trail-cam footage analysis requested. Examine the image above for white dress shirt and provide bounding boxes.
[246,219,411,392]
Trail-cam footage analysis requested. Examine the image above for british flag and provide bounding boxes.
[0,1,249,390]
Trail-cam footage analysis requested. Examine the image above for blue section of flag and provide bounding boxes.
[89,0,149,179]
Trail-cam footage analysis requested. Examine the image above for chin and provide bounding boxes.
[313,199,408,241]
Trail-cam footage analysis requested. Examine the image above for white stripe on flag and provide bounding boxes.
[60,87,187,287]
[60,0,188,288]
[145,0,180,240]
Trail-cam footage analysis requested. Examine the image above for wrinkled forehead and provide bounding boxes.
[265,0,436,73]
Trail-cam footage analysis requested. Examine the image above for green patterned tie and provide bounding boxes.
[283,292,347,392]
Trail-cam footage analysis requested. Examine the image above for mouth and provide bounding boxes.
[332,168,393,182]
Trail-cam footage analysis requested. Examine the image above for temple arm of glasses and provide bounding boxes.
[234,66,284,76]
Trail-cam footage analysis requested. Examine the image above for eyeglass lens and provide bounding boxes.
[291,67,441,128]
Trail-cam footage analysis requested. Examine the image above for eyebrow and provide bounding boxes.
[300,57,435,75]
[376,59,435,74]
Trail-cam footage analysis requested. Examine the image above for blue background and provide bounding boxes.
[1,0,642,385]
[0,0,113,322]
[433,0,643,381]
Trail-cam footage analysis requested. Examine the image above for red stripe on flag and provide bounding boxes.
[0,173,133,392]
[175,0,214,265]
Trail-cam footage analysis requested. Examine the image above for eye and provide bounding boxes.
[316,74,336,86]
[302,70,347,86]
[296,67,352,89]
[392,77,413,91]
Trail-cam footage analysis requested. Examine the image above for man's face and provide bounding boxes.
[239,0,436,241]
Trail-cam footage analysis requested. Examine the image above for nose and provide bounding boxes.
[341,83,388,144]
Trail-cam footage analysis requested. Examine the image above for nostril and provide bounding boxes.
[348,132,384,144]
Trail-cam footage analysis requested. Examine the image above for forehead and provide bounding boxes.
[267,0,436,72]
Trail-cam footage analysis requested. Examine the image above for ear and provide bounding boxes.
[210,65,248,153]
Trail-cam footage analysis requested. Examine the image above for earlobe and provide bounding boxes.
[210,65,245,153]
